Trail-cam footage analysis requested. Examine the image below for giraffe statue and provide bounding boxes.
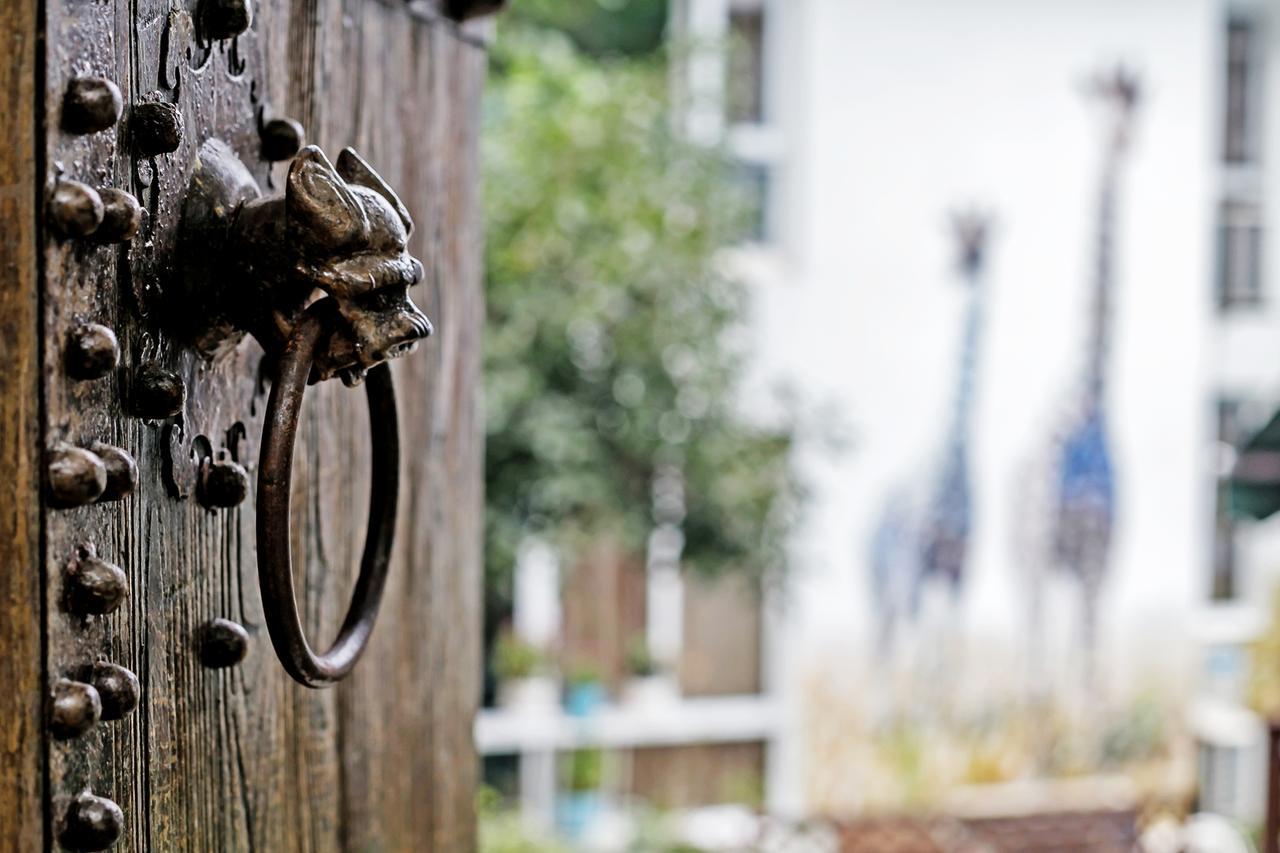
[1019,66,1141,700]
[869,210,993,658]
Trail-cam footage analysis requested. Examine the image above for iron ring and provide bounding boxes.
[257,301,399,687]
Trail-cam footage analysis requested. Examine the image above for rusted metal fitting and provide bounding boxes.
[64,546,129,617]
[132,102,184,156]
[62,77,123,135]
[89,442,138,503]
[131,363,186,419]
[49,179,104,238]
[260,117,305,162]
[89,662,140,721]
[65,324,120,380]
[198,457,251,509]
[60,791,123,852]
[47,444,107,508]
[94,188,144,242]
[50,679,102,739]
[199,618,250,668]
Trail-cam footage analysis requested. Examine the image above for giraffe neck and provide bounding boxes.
[1084,156,1121,409]
[945,270,983,456]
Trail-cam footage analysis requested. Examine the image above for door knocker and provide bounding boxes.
[177,140,431,686]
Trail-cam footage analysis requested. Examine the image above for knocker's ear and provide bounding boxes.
[287,146,368,251]
[337,147,414,236]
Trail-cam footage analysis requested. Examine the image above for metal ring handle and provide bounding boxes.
[258,301,399,687]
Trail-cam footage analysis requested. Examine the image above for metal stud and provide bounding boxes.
[89,662,140,721]
[50,678,101,739]
[62,77,123,135]
[200,0,253,40]
[199,618,250,668]
[131,102,184,157]
[47,445,107,508]
[59,791,123,852]
[132,363,186,419]
[198,458,251,508]
[94,188,143,242]
[445,0,506,20]
[89,442,138,503]
[64,547,129,617]
[49,179,104,238]
[260,117,305,162]
[65,324,120,380]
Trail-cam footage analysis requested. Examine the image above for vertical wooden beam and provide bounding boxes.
[1267,722,1280,853]
[0,0,44,847]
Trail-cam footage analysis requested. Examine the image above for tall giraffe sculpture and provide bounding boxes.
[1019,66,1141,698]
[869,211,993,657]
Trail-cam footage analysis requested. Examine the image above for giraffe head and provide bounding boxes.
[950,209,992,278]
[1087,64,1142,156]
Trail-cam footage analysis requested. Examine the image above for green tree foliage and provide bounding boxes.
[483,25,803,620]
[508,0,669,57]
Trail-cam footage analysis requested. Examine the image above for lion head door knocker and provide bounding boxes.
[177,140,431,686]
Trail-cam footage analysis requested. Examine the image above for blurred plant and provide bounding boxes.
[564,748,605,793]
[627,806,709,853]
[1098,692,1168,768]
[565,664,602,689]
[506,0,669,57]
[492,630,546,682]
[484,24,804,624]
[1249,586,1280,719]
[478,786,572,853]
[626,636,660,678]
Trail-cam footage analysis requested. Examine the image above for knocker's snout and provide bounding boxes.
[378,303,433,360]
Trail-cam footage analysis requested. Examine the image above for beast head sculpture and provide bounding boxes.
[178,139,432,386]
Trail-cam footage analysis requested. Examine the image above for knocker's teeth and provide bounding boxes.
[389,341,418,359]
[339,366,367,388]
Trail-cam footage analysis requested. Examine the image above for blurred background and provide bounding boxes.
[476,1,1280,850]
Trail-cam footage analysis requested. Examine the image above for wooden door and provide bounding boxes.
[0,1,498,850]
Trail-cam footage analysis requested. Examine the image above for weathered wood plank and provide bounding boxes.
[330,13,487,850]
[0,0,44,848]
[34,0,489,847]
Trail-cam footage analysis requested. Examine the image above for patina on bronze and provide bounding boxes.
[257,300,399,687]
[177,140,431,387]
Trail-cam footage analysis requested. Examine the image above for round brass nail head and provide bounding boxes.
[65,549,129,617]
[65,324,120,380]
[260,117,305,162]
[50,679,102,739]
[60,791,123,852]
[201,0,253,40]
[95,188,144,242]
[199,458,251,508]
[131,102,184,156]
[132,363,186,419]
[50,180,104,238]
[89,442,138,503]
[91,662,140,721]
[200,618,250,668]
[47,445,107,508]
[62,77,123,135]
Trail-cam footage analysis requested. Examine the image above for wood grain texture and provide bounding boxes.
[0,0,44,848]
[35,0,489,848]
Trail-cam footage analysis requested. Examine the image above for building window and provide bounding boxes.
[1216,200,1263,309]
[1213,400,1245,601]
[733,161,772,243]
[1198,741,1240,816]
[727,8,766,125]
[1224,17,1261,165]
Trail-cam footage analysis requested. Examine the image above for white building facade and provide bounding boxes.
[677,0,1280,823]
